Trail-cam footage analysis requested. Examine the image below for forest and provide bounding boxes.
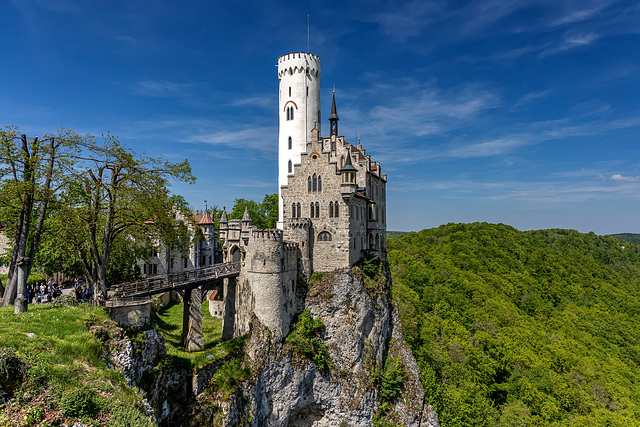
[388,223,640,426]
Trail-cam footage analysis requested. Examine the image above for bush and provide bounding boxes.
[109,403,154,427]
[0,348,26,395]
[285,309,332,371]
[379,357,404,403]
[60,387,103,418]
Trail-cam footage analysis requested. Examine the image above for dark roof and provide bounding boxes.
[329,91,339,121]
[340,148,357,172]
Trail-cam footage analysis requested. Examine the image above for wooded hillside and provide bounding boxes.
[388,223,640,426]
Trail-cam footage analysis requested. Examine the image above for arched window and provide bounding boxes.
[307,176,312,193]
[291,203,296,218]
[288,160,292,173]
[286,107,290,120]
[318,231,332,242]
[310,202,314,218]
[315,202,320,218]
[331,140,336,151]
[329,201,333,218]
[289,86,291,97]
[288,137,292,149]
[313,174,317,192]
[290,107,294,120]
[341,156,345,167]
[335,201,339,217]
[297,203,301,218]
[318,176,322,192]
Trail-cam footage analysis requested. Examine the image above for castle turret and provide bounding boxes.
[277,52,322,228]
[341,148,358,198]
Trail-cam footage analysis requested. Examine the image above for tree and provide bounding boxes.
[52,133,194,295]
[228,194,278,229]
[0,127,81,312]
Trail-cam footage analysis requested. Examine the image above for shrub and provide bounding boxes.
[379,357,404,403]
[0,348,26,395]
[285,309,332,371]
[109,403,154,427]
[60,387,103,418]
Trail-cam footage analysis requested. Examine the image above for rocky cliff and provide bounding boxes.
[195,266,439,426]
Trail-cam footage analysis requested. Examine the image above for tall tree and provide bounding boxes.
[53,133,194,294]
[0,127,81,312]
[228,194,278,229]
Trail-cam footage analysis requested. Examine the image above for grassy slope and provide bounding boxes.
[388,223,640,427]
[0,301,151,426]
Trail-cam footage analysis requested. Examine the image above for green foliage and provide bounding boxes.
[208,357,251,400]
[609,233,640,244]
[286,309,332,371]
[60,387,103,418]
[228,193,278,229]
[108,403,154,427]
[0,348,26,394]
[389,223,640,426]
[380,357,404,403]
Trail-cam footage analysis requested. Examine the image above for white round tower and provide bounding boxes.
[277,52,322,228]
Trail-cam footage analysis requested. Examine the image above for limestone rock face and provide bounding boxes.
[109,329,166,387]
[225,268,440,427]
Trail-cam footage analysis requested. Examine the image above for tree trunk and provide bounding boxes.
[14,257,29,314]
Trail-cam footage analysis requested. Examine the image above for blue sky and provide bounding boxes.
[2,0,639,234]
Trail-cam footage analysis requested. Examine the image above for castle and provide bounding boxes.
[143,51,387,339]
[215,52,387,338]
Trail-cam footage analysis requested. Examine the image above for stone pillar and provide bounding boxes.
[182,287,204,352]
[221,278,236,340]
[14,257,29,314]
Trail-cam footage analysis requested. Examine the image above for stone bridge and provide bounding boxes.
[110,262,241,352]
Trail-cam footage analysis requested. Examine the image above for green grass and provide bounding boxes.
[0,303,151,426]
[152,300,229,369]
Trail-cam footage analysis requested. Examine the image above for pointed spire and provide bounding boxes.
[329,89,339,121]
[340,147,357,172]
[242,205,251,222]
[220,208,228,223]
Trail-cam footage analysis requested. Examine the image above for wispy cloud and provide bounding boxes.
[540,32,599,56]
[598,173,640,182]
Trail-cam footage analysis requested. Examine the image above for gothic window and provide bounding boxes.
[341,156,345,167]
[286,108,289,120]
[335,201,339,217]
[315,202,320,218]
[310,202,314,218]
[313,174,317,192]
[332,139,336,151]
[318,176,322,192]
[297,203,301,218]
[290,107,294,120]
[308,176,312,193]
[292,203,296,218]
[289,86,291,97]
[318,231,332,242]
[288,137,292,149]
[288,160,292,173]
[329,201,333,218]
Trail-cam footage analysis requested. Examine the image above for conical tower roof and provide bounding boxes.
[340,148,357,172]
[220,209,228,223]
[329,90,339,121]
[242,206,251,222]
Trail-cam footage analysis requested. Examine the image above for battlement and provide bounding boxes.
[277,52,321,80]
[284,242,299,252]
[250,229,284,242]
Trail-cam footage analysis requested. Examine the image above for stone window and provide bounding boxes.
[329,201,333,218]
[308,176,312,193]
[291,203,296,218]
[288,137,292,149]
[288,160,292,173]
[313,174,317,192]
[297,203,301,218]
[289,86,291,97]
[335,201,339,217]
[310,202,314,218]
[184,258,188,268]
[318,176,322,192]
[318,231,332,242]
[315,202,320,218]
[341,156,345,167]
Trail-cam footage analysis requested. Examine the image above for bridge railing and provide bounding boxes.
[112,262,241,297]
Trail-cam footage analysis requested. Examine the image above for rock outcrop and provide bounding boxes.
[217,267,439,426]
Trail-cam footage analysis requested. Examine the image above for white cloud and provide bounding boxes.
[130,80,203,98]
[599,174,640,182]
